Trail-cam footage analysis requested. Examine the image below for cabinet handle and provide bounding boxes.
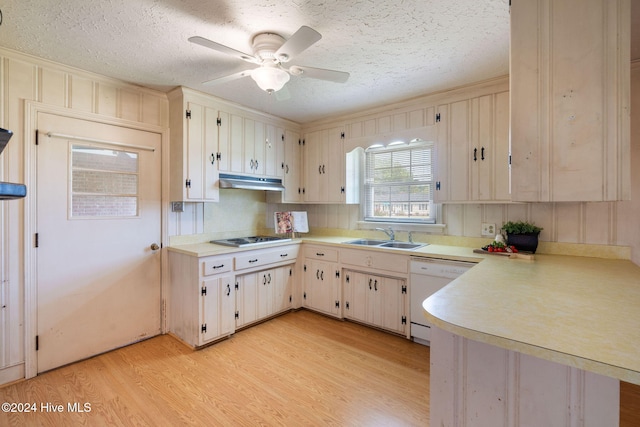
[316,269,320,279]
[322,165,325,174]
[280,253,288,257]
[374,279,378,291]
[250,159,255,169]
[267,273,271,284]
[210,153,215,165]
[369,278,372,290]
[248,259,258,263]
[481,146,485,161]
[255,160,258,170]
[473,147,478,162]
[316,252,324,257]
[318,165,322,174]
[212,264,225,269]
[226,284,231,296]
[285,164,289,174]
[320,270,324,281]
[263,274,267,285]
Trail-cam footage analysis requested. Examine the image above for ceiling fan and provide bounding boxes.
[189,26,350,94]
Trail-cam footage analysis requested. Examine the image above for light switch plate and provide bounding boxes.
[481,223,496,237]
[171,201,184,212]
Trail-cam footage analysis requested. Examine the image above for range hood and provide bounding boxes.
[0,129,27,200]
[219,173,284,191]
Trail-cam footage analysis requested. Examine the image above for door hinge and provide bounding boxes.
[335,300,340,308]
[35,129,39,145]
[509,154,512,166]
[402,316,407,325]
[303,264,307,272]
[436,113,441,122]
[340,186,345,193]
[436,181,441,191]
[289,268,292,276]
[346,274,350,283]
[340,132,345,139]
[34,233,39,248]
[201,324,207,333]
[201,286,207,296]
[346,301,350,310]
[235,282,239,290]
[335,270,340,278]
[186,110,191,119]
[217,117,222,126]
[303,292,307,300]
[402,285,407,294]
[216,152,222,161]
[185,179,191,188]
[235,311,239,319]
[35,335,39,351]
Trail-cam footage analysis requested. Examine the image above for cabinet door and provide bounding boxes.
[510,0,630,202]
[201,274,234,344]
[326,127,345,203]
[282,129,303,202]
[344,271,369,323]
[434,100,470,202]
[251,119,266,175]
[377,277,406,334]
[236,272,259,328]
[263,123,280,178]
[303,129,323,202]
[273,265,293,314]
[304,259,340,316]
[257,269,274,319]
[185,102,220,202]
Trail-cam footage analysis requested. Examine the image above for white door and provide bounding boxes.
[36,112,162,373]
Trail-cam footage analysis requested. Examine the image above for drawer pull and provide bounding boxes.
[280,253,288,257]
[248,259,259,263]
[212,264,225,269]
[316,252,325,257]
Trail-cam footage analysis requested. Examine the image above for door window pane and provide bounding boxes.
[70,145,139,218]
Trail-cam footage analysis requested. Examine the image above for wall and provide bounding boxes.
[0,47,168,383]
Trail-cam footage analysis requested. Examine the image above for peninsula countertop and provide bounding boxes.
[423,253,640,385]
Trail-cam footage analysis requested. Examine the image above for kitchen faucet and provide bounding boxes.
[375,227,395,241]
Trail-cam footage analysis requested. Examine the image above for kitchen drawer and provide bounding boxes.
[340,249,408,274]
[202,256,233,276]
[235,244,299,271]
[304,245,339,262]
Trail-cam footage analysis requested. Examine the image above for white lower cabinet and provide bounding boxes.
[169,244,299,347]
[343,270,407,335]
[302,246,341,317]
[169,252,235,347]
[235,264,295,329]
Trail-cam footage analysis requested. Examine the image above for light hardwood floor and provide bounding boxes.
[1,310,639,426]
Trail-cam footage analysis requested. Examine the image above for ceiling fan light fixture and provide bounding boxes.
[251,65,290,93]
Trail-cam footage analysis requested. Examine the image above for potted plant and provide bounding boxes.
[501,221,543,253]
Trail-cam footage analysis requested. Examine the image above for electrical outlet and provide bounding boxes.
[481,223,496,237]
[171,201,184,213]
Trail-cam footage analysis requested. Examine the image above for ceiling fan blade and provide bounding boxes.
[202,69,253,86]
[189,36,259,64]
[289,65,350,83]
[275,26,322,62]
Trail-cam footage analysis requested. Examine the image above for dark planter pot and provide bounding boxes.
[507,232,540,253]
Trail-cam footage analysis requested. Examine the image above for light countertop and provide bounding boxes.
[423,254,640,385]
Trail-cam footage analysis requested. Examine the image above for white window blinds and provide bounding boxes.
[364,143,435,222]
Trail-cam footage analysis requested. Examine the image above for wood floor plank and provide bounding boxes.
[1,310,638,426]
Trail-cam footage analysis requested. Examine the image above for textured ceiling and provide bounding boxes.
[0,1,636,124]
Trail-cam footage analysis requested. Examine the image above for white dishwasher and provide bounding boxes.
[410,257,475,345]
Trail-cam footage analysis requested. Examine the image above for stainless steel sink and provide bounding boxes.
[343,239,426,250]
[344,239,391,246]
[379,241,425,250]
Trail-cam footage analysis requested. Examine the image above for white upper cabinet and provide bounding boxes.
[168,88,220,202]
[434,82,510,203]
[303,126,345,203]
[510,0,630,202]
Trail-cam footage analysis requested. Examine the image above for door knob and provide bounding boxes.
[150,243,160,251]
